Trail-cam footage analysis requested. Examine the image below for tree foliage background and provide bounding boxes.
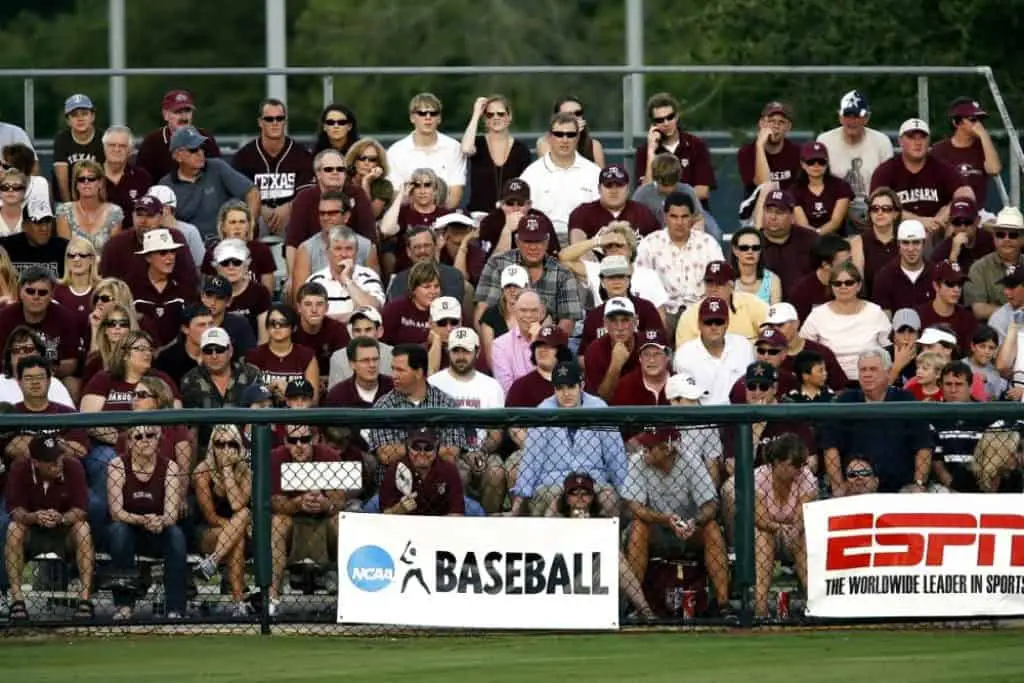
[1,0,1022,141]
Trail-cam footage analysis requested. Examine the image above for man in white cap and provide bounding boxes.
[426,295,463,375]
[871,219,935,315]
[869,117,966,233]
[428,326,506,512]
[434,213,487,287]
[966,206,1024,320]
[53,93,102,202]
[144,185,205,267]
[327,306,392,388]
[763,302,848,391]
[665,371,724,485]
[816,90,894,207]
[583,296,640,401]
[127,228,190,346]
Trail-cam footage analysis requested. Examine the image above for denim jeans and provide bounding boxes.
[361,494,485,517]
[107,521,187,613]
[0,496,8,593]
[83,445,118,526]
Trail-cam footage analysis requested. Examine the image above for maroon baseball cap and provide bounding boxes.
[699,296,730,323]
[703,260,736,284]
[162,89,195,112]
[949,198,978,222]
[764,189,794,212]
[563,472,595,493]
[949,99,986,119]
[501,178,530,202]
[934,259,968,284]
[406,427,438,449]
[800,141,829,162]
[133,195,163,215]
[531,325,569,348]
[635,428,680,449]
[517,212,552,242]
[755,327,787,349]
[599,164,629,186]
[761,101,793,120]
[638,327,669,352]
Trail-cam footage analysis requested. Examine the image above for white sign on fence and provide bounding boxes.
[805,494,1024,618]
[336,514,620,630]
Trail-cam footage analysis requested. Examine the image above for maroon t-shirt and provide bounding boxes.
[931,138,990,207]
[505,370,554,407]
[325,375,394,408]
[136,126,221,183]
[127,274,193,347]
[479,208,560,258]
[284,185,376,247]
[293,318,350,377]
[100,228,198,300]
[791,176,855,229]
[270,444,352,498]
[583,334,640,395]
[118,452,170,516]
[245,343,316,389]
[0,303,79,365]
[580,295,665,351]
[871,261,935,312]
[611,368,668,406]
[5,456,88,514]
[567,200,660,240]
[13,402,90,452]
[394,205,452,272]
[727,370,798,404]
[104,164,153,229]
[231,137,315,208]
[930,230,996,274]
[380,297,431,346]
[633,132,716,189]
[737,139,802,195]
[201,239,277,281]
[788,271,832,322]
[53,284,93,318]
[869,156,963,218]
[226,282,272,332]
[915,302,977,354]
[760,226,819,299]
[379,456,464,516]
[438,242,487,286]
[780,339,848,392]
[82,369,180,411]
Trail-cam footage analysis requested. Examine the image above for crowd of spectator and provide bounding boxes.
[0,85,1021,624]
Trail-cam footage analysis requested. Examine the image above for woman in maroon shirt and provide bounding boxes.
[344,138,393,220]
[107,422,187,620]
[124,374,193,473]
[379,168,451,275]
[80,330,180,413]
[313,103,360,157]
[54,237,100,319]
[380,261,440,346]
[791,142,854,235]
[201,201,276,295]
[244,303,319,405]
[848,187,902,298]
[82,302,138,385]
[211,238,271,335]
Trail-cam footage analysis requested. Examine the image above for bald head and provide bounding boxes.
[514,290,544,330]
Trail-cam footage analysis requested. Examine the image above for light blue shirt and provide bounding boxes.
[512,392,628,498]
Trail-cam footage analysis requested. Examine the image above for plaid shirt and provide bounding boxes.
[475,250,583,323]
[180,360,263,449]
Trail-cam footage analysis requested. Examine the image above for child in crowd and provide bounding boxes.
[965,325,1007,400]
[906,351,944,402]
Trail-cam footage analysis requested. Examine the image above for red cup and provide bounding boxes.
[682,589,697,619]
[776,590,790,620]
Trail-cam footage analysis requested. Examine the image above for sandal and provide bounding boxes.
[73,599,95,622]
[8,600,28,624]
[112,606,133,622]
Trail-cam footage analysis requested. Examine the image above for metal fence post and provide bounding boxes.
[916,76,929,124]
[251,423,273,635]
[22,78,34,139]
[321,76,334,110]
[732,421,755,628]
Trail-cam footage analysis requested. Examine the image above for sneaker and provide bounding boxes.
[166,611,183,620]
[268,597,281,617]
[196,555,218,582]
[231,601,251,618]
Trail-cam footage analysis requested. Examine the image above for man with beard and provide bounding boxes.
[136,90,221,182]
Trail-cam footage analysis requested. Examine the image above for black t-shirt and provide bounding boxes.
[480,304,509,338]
[0,234,70,279]
[52,129,105,168]
[153,339,200,389]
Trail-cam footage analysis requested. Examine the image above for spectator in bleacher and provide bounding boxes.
[846,187,900,297]
[1,196,68,278]
[917,325,987,400]
[192,424,252,616]
[583,297,642,401]
[107,421,187,620]
[196,275,256,356]
[474,212,582,336]
[783,349,836,403]
[579,256,665,352]
[204,240,269,338]
[842,458,879,496]
[871,220,935,315]
[4,435,95,623]
[0,167,28,235]
[477,181,559,259]
[245,303,318,406]
[738,101,801,198]
[292,282,350,386]
[610,328,672,417]
[292,192,375,295]
[966,206,1024,321]
[53,94,103,204]
[505,324,571,409]
[314,104,360,157]
[136,89,221,182]
[142,185,208,273]
[2,143,49,213]
[387,93,466,209]
[386,225,465,305]
[753,433,816,619]
[203,201,277,295]
[7,357,88,470]
[965,325,1006,400]
[478,264,527,369]
[83,295,145,387]
[491,290,545,393]
[568,165,659,244]
[728,328,797,401]
[231,98,314,238]
[459,95,532,214]
[511,360,626,517]
[869,118,965,232]
[434,213,487,288]
[520,112,601,244]
[820,348,932,495]
[381,261,441,346]
[816,90,894,209]
[631,154,720,239]
[100,196,198,297]
[379,427,465,516]
[763,302,848,392]
[81,330,179,412]
[664,372,724,486]
[0,327,74,406]
[54,237,100,318]
[55,160,123,252]
[425,296,467,375]
[786,233,851,321]
[799,261,891,381]
[325,337,394,408]
[931,98,1002,207]
[729,227,781,306]
[915,260,975,352]
[0,266,79,388]
[327,307,391,388]
[634,192,724,335]
[904,351,944,401]
[790,141,854,235]
[101,126,152,230]
[126,375,192,474]
[755,189,818,298]
[675,261,768,345]
[673,297,754,405]
[127,229,194,347]
[344,138,392,220]
[301,226,384,321]
[536,96,606,166]
[634,92,715,204]
[930,197,994,273]
[379,168,452,276]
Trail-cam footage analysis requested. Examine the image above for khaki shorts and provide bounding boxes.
[288,515,335,567]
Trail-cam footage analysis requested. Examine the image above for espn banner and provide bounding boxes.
[336,514,620,630]
[805,494,1024,618]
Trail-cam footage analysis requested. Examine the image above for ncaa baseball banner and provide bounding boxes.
[336,514,620,630]
[805,494,1024,618]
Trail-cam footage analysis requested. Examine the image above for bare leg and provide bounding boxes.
[754,528,775,618]
[4,522,27,603]
[270,514,293,600]
[212,509,251,564]
[702,521,731,605]
[626,519,650,583]
[480,459,506,514]
[619,554,653,616]
[69,521,94,600]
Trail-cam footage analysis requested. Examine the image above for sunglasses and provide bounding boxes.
[261,115,286,123]
[651,112,676,124]
[869,205,895,213]
[213,439,241,450]
[219,258,244,267]
[320,166,344,174]
[9,344,36,354]
[951,219,974,227]
[267,319,290,329]
[0,184,25,192]
[756,347,782,356]
[831,279,859,287]
[702,318,727,327]
[95,294,114,304]
[324,118,349,127]
[994,230,1019,239]
[411,181,433,189]
[435,318,460,327]
[409,441,435,452]
[318,209,343,217]
[68,252,93,260]
[846,468,874,479]
[734,244,761,252]
[746,381,774,391]
[356,155,378,163]
[549,131,578,139]
[414,110,439,118]
[133,389,154,400]
[23,287,50,297]
[485,111,508,119]
[201,345,228,355]
[566,108,584,117]
[286,435,313,445]
[503,199,525,208]
[804,159,827,167]
[76,176,99,184]
[130,345,153,354]
[133,431,158,441]
[103,319,130,328]
[941,280,964,288]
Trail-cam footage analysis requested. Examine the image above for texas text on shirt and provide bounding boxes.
[518,154,601,241]
[232,136,315,210]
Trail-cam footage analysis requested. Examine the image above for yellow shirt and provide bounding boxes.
[674,291,769,347]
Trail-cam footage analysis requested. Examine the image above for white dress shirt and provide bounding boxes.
[672,333,754,405]
[386,132,467,189]
[519,153,600,241]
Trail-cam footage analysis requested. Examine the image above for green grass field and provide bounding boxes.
[0,630,1020,682]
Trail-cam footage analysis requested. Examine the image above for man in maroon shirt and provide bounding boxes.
[293,281,350,388]
[872,219,936,315]
[583,296,640,401]
[477,179,559,259]
[127,228,193,347]
[930,197,995,272]
[505,324,568,408]
[763,303,849,391]
[633,92,715,203]
[931,98,1002,208]
[738,101,801,198]
[135,90,221,182]
[870,118,965,232]
[4,435,95,619]
[0,267,80,386]
[379,427,465,516]
[568,165,659,244]
[915,260,976,354]
[728,327,797,403]
[435,213,487,286]
[757,190,818,297]
[325,337,394,408]
[787,233,850,321]
[100,195,198,297]
[102,126,152,229]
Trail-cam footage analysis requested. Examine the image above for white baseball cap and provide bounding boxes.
[135,228,183,255]
[764,302,798,326]
[213,238,249,264]
[919,327,957,346]
[500,264,529,289]
[666,373,703,401]
[599,255,632,278]
[146,185,177,208]
[200,327,231,348]
[898,118,930,137]
[434,213,476,230]
[349,305,383,327]
[430,296,462,323]
[897,220,927,241]
[604,296,636,317]
[448,326,480,352]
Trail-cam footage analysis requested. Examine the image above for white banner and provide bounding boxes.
[805,494,1024,618]
[336,514,620,630]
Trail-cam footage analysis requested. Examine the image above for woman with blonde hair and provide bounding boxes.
[81,330,181,413]
[0,244,17,306]
[55,159,123,249]
[193,423,253,616]
[460,94,531,213]
[0,167,28,234]
[128,374,193,474]
[212,238,271,334]
[201,200,276,295]
[82,302,139,383]
[54,237,101,316]
[379,167,451,275]
[344,138,393,220]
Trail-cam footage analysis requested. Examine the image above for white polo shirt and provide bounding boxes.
[306,265,385,316]
[519,153,600,240]
[386,132,466,189]
[672,333,754,406]
[582,260,669,309]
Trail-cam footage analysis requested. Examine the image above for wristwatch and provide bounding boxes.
[914,479,926,488]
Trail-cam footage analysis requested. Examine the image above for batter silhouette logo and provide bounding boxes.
[400,540,431,594]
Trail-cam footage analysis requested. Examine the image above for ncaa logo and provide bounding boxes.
[347,545,395,592]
